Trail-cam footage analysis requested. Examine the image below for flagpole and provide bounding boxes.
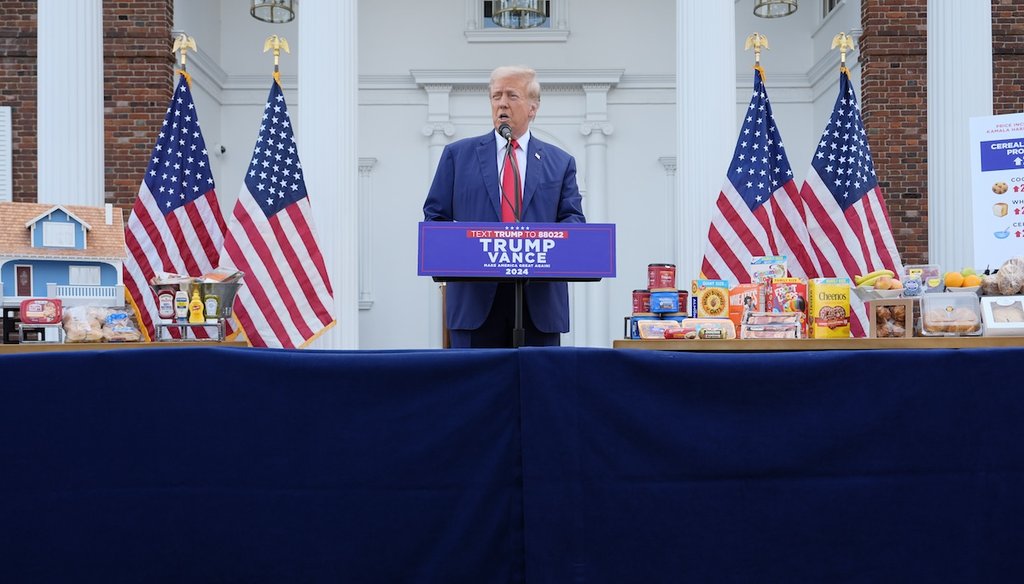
[745,32,768,79]
[264,35,290,86]
[831,32,855,76]
[172,33,197,86]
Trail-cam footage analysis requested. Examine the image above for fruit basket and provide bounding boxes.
[853,286,902,301]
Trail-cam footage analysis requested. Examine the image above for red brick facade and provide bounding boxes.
[859,0,929,265]
[993,0,1024,116]
[860,1,1024,265]
[0,0,173,208]
[103,1,175,209]
[0,1,41,203]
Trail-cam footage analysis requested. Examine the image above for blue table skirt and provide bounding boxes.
[2,346,1022,583]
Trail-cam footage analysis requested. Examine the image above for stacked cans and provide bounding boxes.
[626,263,689,339]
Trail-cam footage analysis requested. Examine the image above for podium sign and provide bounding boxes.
[418,222,615,281]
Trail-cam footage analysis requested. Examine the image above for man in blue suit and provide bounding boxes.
[423,65,586,348]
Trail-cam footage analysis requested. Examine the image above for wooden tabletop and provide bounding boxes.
[0,341,249,354]
[613,336,1024,352]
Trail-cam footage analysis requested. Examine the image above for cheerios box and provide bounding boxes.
[690,279,730,318]
[807,278,851,338]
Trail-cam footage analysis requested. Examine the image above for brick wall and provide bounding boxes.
[993,0,1024,116]
[103,1,175,210]
[859,0,929,266]
[0,1,173,207]
[0,1,39,203]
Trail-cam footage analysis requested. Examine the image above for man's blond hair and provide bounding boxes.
[489,65,541,102]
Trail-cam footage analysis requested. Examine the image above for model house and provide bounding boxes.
[0,202,126,308]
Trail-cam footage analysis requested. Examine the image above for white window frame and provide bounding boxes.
[822,0,843,20]
[69,265,101,286]
[0,106,11,202]
[465,0,569,43]
[42,222,76,248]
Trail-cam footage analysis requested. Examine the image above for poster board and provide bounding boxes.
[970,112,1024,269]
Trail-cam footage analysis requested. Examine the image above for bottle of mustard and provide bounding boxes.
[188,288,205,324]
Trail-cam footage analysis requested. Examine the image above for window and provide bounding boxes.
[822,0,842,19]
[465,0,568,43]
[69,265,101,286]
[482,1,551,29]
[42,222,76,248]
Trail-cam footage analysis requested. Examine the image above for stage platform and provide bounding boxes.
[2,345,1022,582]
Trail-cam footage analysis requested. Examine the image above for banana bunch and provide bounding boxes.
[854,269,895,287]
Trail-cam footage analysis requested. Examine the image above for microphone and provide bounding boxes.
[498,123,513,141]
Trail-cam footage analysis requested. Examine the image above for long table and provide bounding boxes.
[2,345,1022,582]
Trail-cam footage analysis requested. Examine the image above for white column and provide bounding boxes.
[927,1,992,270]
[37,0,104,205]
[300,0,359,349]
[420,83,455,349]
[677,0,735,282]
[580,83,613,347]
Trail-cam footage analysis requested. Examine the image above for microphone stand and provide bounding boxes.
[504,138,526,348]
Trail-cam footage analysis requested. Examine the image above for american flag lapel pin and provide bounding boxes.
[535,152,541,160]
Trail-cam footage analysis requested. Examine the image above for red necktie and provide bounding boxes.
[501,139,520,222]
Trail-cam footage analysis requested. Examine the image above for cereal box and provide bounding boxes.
[749,255,787,283]
[691,279,730,318]
[807,278,851,338]
[768,278,807,314]
[728,283,761,336]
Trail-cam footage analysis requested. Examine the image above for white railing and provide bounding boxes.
[45,283,125,307]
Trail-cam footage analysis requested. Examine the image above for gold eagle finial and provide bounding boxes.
[831,32,856,70]
[171,33,197,70]
[744,33,769,66]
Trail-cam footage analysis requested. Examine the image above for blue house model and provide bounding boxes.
[0,202,126,308]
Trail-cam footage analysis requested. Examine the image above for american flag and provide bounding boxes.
[219,80,335,348]
[798,71,903,337]
[124,75,228,341]
[701,69,816,284]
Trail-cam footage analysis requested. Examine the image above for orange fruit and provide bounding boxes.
[945,272,965,288]
[962,274,981,287]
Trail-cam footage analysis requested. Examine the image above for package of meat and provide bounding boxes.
[20,298,63,324]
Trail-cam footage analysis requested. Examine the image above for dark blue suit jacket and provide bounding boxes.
[423,131,586,333]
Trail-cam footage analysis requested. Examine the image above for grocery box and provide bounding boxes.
[919,292,982,336]
[690,279,730,318]
[980,295,1024,337]
[807,278,851,338]
[867,298,914,338]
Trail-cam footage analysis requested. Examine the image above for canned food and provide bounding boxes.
[650,290,679,313]
[648,263,676,291]
[632,289,651,314]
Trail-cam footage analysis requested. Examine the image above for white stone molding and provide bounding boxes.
[37,0,104,206]
[300,1,359,349]
[927,1,992,270]
[358,157,378,311]
[579,82,614,347]
[677,0,736,283]
[659,156,678,266]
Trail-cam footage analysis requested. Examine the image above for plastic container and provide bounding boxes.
[19,298,62,324]
[920,292,982,336]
